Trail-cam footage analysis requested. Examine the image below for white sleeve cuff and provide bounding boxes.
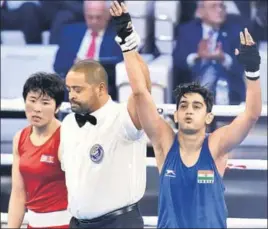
[186,53,199,67]
[245,70,260,78]
[222,53,233,69]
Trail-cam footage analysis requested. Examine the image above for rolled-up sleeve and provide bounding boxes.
[186,53,199,67]
[119,103,144,141]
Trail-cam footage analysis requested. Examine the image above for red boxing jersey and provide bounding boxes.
[18,126,68,213]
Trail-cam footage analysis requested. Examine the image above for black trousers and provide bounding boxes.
[69,203,144,228]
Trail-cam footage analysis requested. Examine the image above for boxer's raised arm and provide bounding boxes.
[210,28,262,158]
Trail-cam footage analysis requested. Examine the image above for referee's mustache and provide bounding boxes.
[70,100,81,106]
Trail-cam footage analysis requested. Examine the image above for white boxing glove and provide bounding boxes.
[115,30,141,52]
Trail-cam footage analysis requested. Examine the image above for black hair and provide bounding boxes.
[22,72,65,108]
[174,82,214,112]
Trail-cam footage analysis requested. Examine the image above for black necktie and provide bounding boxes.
[75,113,97,127]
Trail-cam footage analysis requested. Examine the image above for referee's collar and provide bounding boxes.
[90,97,113,121]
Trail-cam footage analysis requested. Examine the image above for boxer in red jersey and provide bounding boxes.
[8,72,71,228]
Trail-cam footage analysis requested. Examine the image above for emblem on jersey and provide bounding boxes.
[40,155,55,164]
[197,170,214,184]
[164,169,176,178]
[89,144,104,163]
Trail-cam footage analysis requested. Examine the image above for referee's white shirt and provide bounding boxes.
[60,98,147,219]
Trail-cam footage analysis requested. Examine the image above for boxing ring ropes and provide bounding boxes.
[1,99,267,228]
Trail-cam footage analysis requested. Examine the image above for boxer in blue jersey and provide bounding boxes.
[116,3,262,227]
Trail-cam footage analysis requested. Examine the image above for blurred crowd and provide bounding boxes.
[1,0,267,104]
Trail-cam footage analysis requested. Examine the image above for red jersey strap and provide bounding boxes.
[53,126,61,144]
[18,126,32,157]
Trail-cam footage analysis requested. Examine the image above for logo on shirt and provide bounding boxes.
[90,144,104,163]
[164,169,176,178]
[40,155,55,164]
[197,170,214,184]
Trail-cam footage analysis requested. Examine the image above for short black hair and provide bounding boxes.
[22,72,65,108]
[174,82,214,112]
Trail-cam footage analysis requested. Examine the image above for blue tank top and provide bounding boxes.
[157,134,227,228]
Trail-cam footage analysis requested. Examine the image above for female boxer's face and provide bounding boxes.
[25,91,58,128]
[174,93,213,134]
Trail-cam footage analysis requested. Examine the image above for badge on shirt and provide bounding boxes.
[197,170,214,184]
[89,144,104,163]
[40,154,55,164]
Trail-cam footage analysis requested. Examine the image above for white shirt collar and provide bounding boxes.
[97,29,105,37]
[91,96,113,122]
[202,23,211,38]
[87,28,105,37]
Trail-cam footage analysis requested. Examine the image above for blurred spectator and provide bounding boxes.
[54,1,123,100]
[0,0,84,44]
[223,1,251,27]
[173,0,245,105]
[250,0,267,45]
[39,0,84,44]
[1,0,42,44]
[179,0,199,24]
[179,0,251,25]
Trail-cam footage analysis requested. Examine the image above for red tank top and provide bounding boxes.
[18,126,68,213]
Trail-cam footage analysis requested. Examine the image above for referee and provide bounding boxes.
[60,2,150,228]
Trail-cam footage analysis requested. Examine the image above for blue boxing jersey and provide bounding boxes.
[157,134,228,228]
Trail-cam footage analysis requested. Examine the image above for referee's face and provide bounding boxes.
[66,71,99,114]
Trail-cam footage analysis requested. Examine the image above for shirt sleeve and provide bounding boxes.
[186,53,199,67]
[58,141,65,171]
[119,103,144,141]
[76,31,89,59]
[59,114,72,171]
[222,53,233,70]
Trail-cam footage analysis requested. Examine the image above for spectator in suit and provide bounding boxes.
[39,0,84,44]
[173,0,245,105]
[54,1,123,100]
[0,0,84,45]
[179,0,251,25]
[0,1,42,44]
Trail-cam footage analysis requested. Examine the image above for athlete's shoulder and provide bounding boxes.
[13,129,23,144]
[14,126,31,143]
[13,127,28,155]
